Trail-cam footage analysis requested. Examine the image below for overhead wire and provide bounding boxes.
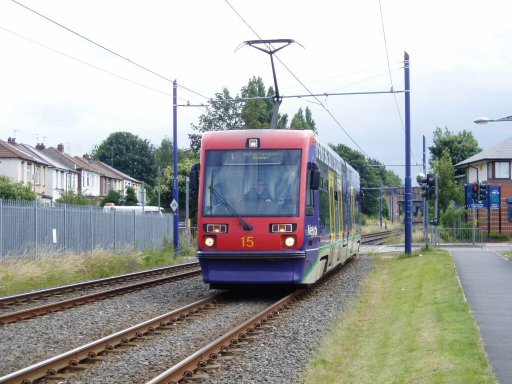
[10,0,210,102]
[224,0,372,158]
[378,0,419,166]
[0,25,173,98]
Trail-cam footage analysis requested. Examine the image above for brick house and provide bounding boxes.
[43,144,101,197]
[455,136,512,234]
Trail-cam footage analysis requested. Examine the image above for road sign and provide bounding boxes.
[170,199,178,212]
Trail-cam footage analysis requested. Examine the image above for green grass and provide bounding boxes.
[502,250,512,262]
[301,249,496,384]
[0,241,195,296]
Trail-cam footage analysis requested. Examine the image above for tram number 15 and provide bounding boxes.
[241,236,255,248]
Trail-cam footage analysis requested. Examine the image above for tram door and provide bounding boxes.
[328,171,336,267]
[337,179,344,261]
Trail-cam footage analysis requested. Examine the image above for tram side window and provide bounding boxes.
[306,171,314,216]
[319,176,330,228]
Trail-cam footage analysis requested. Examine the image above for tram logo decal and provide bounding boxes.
[307,225,318,236]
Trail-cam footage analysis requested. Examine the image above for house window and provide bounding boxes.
[508,199,512,222]
[487,161,510,179]
[26,163,31,183]
[34,166,41,185]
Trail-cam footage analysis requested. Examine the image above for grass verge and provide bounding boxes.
[0,243,192,296]
[301,248,496,384]
[501,250,512,262]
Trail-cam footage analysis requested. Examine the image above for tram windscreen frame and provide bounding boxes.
[202,149,301,217]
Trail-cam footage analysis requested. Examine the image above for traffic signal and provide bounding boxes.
[426,173,435,198]
[471,183,479,202]
[478,183,488,202]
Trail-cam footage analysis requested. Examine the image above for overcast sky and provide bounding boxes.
[1,0,512,181]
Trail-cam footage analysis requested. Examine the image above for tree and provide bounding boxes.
[56,190,92,206]
[0,175,38,200]
[155,148,199,217]
[125,187,138,206]
[429,127,481,168]
[92,132,156,186]
[154,137,173,171]
[188,88,244,152]
[188,77,308,154]
[290,107,317,133]
[432,150,464,213]
[100,190,122,206]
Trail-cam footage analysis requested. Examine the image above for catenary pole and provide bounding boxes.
[173,80,179,252]
[404,52,412,254]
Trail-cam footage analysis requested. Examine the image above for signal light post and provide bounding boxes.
[472,183,479,203]
[417,172,438,248]
[479,183,488,203]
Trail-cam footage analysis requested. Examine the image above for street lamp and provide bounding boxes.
[474,115,512,124]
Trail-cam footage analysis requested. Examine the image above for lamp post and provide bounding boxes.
[474,115,512,124]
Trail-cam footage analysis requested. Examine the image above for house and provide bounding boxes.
[17,143,79,201]
[88,160,145,203]
[0,138,51,201]
[43,144,101,197]
[80,155,124,198]
[455,136,512,234]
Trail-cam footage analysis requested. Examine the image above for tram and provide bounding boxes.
[190,129,361,288]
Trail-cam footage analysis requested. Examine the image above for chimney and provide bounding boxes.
[7,137,16,145]
[57,143,64,153]
[83,153,91,160]
[36,143,46,150]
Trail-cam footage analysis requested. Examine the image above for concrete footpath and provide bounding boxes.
[451,249,512,384]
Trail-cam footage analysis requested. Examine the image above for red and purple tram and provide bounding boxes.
[190,129,361,288]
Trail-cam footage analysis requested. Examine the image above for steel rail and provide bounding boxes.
[0,268,202,325]
[0,261,200,307]
[146,290,305,384]
[0,295,220,384]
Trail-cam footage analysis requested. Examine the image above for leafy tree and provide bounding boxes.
[432,150,464,213]
[100,190,122,206]
[155,149,199,217]
[92,132,156,186]
[56,190,92,206]
[189,88,244,152]
[125,186,138,206]
[240,76,272,128]
[429,127,481,168]
[0,175,38,200]
[154,137,173,171]
[290,107,317,133]
[189,77,308,154]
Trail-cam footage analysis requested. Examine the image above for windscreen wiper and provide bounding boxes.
[209,185,253,231]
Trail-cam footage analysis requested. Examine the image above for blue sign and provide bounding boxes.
[465,184,500,209]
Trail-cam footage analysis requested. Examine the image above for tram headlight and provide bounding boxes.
[284,236,296,247]
[204,236,216,247]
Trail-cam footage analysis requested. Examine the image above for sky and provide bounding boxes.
[1,0,512,182]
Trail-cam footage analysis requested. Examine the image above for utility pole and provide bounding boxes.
[404,51,412,254]
[172,80,179,252]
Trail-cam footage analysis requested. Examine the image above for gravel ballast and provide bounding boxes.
[0,255,372,383]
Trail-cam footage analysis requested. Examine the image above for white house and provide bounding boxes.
[16,143,79,201]
[0,138,51,201]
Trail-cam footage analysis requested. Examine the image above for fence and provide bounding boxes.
[0,199,174,258]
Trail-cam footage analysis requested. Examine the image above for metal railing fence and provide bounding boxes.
[0,199,173,258]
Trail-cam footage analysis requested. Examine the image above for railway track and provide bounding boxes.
[0,229,399,326]
[361,229,402,245]
[0,259,351,384]
[0,262,201,325]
